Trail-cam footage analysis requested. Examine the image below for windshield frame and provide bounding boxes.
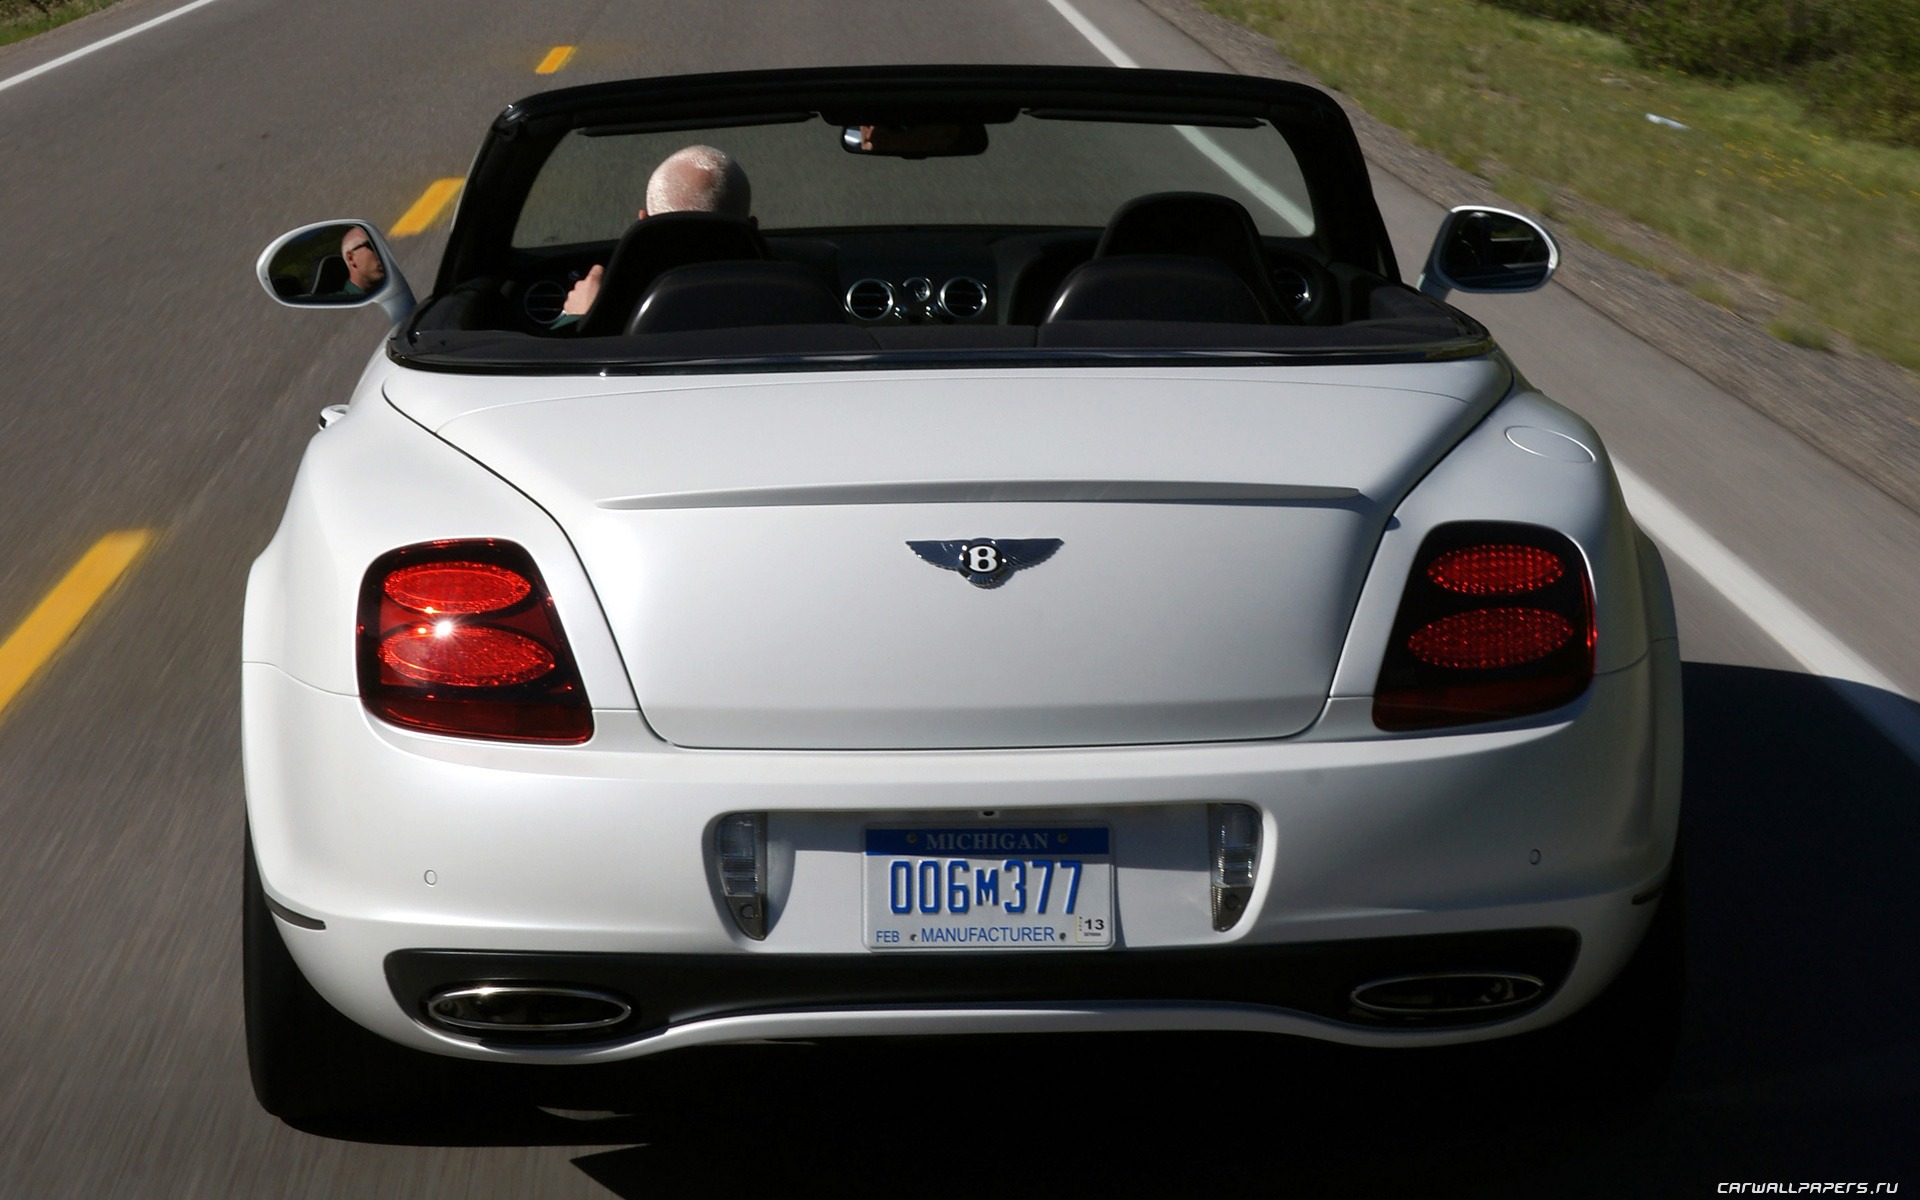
[432,65,1397,295]
[399,65,1441,374]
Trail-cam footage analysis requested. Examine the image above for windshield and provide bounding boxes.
[403,67,1480,373]
[513,115,1316,247]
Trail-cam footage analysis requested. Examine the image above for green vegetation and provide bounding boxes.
[1204,0,1920,370]
[1484,0,1920,147]
[0,0,124,49]
[1767,318,1833,351]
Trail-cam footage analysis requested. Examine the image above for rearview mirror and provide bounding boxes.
[1417,207,1558,302]
[256,220,415,324]
[840,122,989,158]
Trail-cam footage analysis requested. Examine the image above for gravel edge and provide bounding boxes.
[1138,0,1920,516]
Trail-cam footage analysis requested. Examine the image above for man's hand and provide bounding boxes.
[562,264,604,316]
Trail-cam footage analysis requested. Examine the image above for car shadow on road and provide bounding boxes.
[304,664,1920,1197]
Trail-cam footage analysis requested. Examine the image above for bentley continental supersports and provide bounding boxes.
[245,65,1682,1119]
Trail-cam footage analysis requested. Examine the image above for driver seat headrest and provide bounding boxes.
[576,211,768,336]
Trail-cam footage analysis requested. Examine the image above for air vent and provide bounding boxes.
[1269,268,1312,313]
[845,279,895,321]
[522,280,567,324]
[938,277,989,319]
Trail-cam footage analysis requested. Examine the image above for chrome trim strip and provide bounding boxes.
[264,894,327,931]
[601,480,1362,510]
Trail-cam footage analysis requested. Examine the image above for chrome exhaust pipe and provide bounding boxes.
[1351,972,1545,1017]
[425,984,632,1035]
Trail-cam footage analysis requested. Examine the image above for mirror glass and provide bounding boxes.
[1436,210,1553,292]
[263,223,389,305]
[840,122,989,158]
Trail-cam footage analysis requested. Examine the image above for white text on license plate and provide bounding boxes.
[863,827,1113,950]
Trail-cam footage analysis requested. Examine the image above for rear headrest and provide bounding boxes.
[1044,255,1269,325]
[577,212,768,336]
[628,261,845,334]
[1095,192,1286,322]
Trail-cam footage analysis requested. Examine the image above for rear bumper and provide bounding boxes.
[243,640,1680,1062]
[387,929,1580,1046]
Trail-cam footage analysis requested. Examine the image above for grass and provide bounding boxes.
[1767,318,1832,351]
[1688,278,1739,309]
[0,0,125,50]
[1204,0,1920,371]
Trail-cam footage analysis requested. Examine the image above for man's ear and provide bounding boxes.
[636,208,648,220]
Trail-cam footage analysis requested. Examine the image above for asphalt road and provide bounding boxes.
[0,0,1915,1195]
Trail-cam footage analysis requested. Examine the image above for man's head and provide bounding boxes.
[340,226,385,290]
[641,145,751,219]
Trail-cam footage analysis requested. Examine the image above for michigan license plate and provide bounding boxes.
[863,827,1113,951]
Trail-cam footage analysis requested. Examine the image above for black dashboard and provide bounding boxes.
[479,226,1343,337]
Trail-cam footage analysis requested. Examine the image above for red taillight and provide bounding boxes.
[1374,524,1594,731]
[357,540,593,743]
[1426,544,1563,595]
[378,624,557,687]
[1406,608,1574,670]
[383,561,532,614]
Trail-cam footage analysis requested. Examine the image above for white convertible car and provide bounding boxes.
[246,66,1683,1120]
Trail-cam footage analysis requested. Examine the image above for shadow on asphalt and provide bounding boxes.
[302,664,1920,1197]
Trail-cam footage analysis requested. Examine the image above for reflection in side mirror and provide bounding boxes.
[1417,206,1559,302]
[840,122,989,158]
[256,220,416,324]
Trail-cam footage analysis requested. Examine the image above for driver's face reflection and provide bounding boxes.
[341,228,385,290]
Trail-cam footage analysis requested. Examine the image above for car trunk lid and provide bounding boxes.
[388,363,1507,748]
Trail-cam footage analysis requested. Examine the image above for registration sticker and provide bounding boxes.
[863,827,1113,951]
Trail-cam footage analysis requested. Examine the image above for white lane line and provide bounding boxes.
[0,0,231,97]
[1045,0,1139,66]
[1618,464,1920,762]
[1044,0,1314,235]
[1613,468,1900,693]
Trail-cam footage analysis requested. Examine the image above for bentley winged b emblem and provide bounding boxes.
[906,538,1063,589]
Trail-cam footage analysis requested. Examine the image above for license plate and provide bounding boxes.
[863,827,1114,951]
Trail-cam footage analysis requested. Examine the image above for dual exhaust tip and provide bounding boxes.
[426,984,632,1037]
[1350,972,1545,1019]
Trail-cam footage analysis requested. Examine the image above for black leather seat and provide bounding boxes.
[1044,255,1268,324]
[628,261,845,335]
[1046,191,1292,324]
[576,212,768,336]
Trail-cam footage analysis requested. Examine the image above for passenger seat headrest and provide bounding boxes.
[1044,255,1269,325]
[1095,191,1288,322]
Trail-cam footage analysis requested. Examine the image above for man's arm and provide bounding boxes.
[551,263,604,331]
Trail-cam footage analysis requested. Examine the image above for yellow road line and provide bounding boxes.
[389,178,464,238]
[535,45,575,75]
[0,530,153,721]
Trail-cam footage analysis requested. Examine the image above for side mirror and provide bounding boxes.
[256,220,415,325]
[1417,207,1558,302]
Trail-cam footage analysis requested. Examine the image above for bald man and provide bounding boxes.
[340,226,386,296]
[557,144,752,321]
